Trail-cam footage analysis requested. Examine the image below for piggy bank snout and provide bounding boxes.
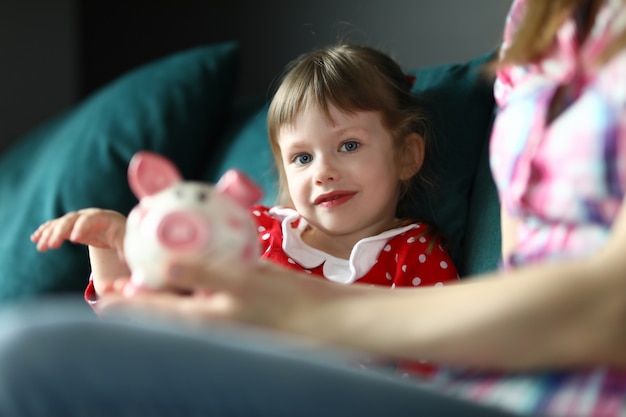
[154,211,210,252]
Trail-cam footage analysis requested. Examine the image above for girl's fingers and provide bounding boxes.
[48,213,80,247]
[31,212,79,250]
[72,209,126,249]
[31,208,117,250]
[30,221,48,242]
[95,290,215,322]
[109,291,243,327]
[97,277,130,294]
[69,211,102,242]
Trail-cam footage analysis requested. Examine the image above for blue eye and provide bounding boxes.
[294,153,313,165]
[340,141,360,152]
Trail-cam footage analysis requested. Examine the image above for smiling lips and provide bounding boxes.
[313,191,356,208]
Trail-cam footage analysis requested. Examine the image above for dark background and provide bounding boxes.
[0,0,511,154]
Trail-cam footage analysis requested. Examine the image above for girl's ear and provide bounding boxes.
[398,132,425,180]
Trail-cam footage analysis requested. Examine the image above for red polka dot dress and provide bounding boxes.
[250,205,459,378]
[250,205,459,288]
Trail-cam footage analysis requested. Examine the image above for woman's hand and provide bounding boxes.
[95,259,343,332]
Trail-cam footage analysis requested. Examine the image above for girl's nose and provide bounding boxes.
[313,158,339,185]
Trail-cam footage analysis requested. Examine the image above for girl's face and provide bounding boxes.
[277,104,408,245]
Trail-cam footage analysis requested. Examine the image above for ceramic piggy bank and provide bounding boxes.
[124,151,263,289]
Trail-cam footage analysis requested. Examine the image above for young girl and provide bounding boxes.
[252,44,457,289]
[32,45,458,305]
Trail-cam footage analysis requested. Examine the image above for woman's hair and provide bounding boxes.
[267,43,433,218]
[499,0,626,67]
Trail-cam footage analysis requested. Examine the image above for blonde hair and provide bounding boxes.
[267,44,432,218]
[500,0,626,67]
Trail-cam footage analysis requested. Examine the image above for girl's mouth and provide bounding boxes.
[313,191,356,208]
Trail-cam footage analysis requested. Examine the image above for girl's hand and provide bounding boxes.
[31,208,127,254]
[31,208,131,293]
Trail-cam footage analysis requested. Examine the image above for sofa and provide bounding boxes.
[0,41,501,302]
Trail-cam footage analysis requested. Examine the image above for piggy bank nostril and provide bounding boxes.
[161,223,197,243]
[156,212,209,251]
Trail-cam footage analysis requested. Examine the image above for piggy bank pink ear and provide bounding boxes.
[216,169,263,207]
[128,151,182,199]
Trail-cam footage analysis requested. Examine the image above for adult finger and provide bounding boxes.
[162,258,256,293]
[95,290,234,325]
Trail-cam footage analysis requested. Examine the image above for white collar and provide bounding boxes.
[269,207,418,284]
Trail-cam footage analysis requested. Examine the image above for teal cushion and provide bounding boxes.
[407,51,497,271]
[202,97,277,206]
[460,116,502,276]
[0,42,239,301]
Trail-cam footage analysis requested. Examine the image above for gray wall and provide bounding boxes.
[232,0,511,98]
[0,0,511,155]
[0,0,77,154]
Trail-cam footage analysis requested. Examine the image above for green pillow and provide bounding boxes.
[203,97,277,206]
[407,51,497,269]
[460,119,502,276]
[0,42,239,301]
